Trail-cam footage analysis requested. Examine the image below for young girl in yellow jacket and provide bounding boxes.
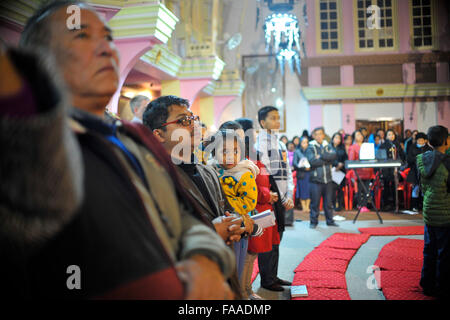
[207,130,261,296]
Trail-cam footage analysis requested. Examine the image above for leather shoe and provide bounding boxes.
[309,224,317,229]
[276,278,292,286]
[261,283,284,292]
[327,222,339,227]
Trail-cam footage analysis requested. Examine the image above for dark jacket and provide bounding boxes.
[406,143,433,184]
[305,140,337,184]
[379,140,406,162]
[417,150,450,226]
[292,147,309,180]
[1,49,234,299]
[330,144,347,172]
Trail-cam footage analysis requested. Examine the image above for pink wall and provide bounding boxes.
[213,96,236,128]
[309,105,323,132]
[437,100,450,129]
[179,79,211,104]
[341,104,355,135]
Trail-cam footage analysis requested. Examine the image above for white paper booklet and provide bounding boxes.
[298,157,310,168]
[251,210,276,229]
[291,285,308,297]
[331,167,346,185]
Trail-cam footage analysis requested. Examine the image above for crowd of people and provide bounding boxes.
[281,126,450,215]
[1,0,449,300]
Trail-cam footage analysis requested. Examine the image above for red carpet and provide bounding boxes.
[358,226,424,236]
[373,238,434,300]
[292,233,370,300]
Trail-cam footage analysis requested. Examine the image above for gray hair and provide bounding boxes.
[19,0,92,49]
[129,95,150,114]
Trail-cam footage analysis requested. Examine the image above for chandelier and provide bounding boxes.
[262,0,306,75]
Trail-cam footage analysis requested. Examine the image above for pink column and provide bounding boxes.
[213,96,236,128]
[398,0,411,53]
[403,102,418,131]
[341,0,355,55]
[341,104,355,135]
[309,105,323,132]
[305,0,316,57]
[308,66,321,87]
[108,38,160,112]
[340,65,354,86]
[436,62,449,83]
[437,100,450,129]
[403,63,416,84]
[179,79,212,104]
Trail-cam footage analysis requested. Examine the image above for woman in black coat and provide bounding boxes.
[293,136,311,212]
[379,129,406,211]
[330,132,347,211]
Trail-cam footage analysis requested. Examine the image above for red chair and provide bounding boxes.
[398,168,412,209]
[345,170,358,210]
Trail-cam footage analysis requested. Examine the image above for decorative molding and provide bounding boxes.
[140,44,182,78]
[108,1,178,43]
[0,0,41,26]
[308,96,450,105]
[178,56,225,80]
[302,52,450,67]
[302,83,450,102]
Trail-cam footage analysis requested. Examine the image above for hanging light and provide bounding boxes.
[276,41,301,76]
[262,1,305,75]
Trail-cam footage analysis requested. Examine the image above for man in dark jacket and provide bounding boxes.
[406,132,432,211]
[305,127,338,228]
[2,0,235,299]
[417,125,450,299]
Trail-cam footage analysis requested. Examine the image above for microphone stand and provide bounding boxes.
[390,143,399,213]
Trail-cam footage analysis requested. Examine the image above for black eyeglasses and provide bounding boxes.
[159,115,200,128]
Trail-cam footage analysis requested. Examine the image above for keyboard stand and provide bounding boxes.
[352,170,383,224]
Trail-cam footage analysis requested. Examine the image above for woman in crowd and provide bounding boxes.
[286,141,295,168]
[343,134,353,157]
[292,136,300,149]
[279,135,288,146]
[348,129,374,212]
[379,129,406,211]
[293,136,311,213]
[330,132,347,212]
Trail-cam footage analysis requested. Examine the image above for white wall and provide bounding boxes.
[323,104,342,137]
[416,102,438,132]
[355,103,404,120]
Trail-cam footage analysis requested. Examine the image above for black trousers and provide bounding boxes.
[258,232,283,287]
[309,182,334,225]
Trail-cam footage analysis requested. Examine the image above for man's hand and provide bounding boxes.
[269,191,279,204]
[212,215,243,243]
[283,198,294,210]
[175,255,234,300]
